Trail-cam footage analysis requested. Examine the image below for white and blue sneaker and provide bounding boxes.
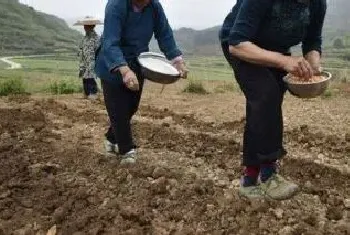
[120,149,137,165]
[104,140,118,154]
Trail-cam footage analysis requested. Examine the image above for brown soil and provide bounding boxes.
[0,84,349,235]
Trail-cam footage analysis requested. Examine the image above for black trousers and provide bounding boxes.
[101,61,144,155]
[83,78,98,96]
[221,42,287,166]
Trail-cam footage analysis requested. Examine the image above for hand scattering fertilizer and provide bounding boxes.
[283,71,332,98]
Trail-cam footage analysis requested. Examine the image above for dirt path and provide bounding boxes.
[0,57,22,69]
[0,91,349,235]
[0,55,56,70]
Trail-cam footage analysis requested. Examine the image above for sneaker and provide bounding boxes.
[260,174,299,200]
[120,149,137,165]
[104,140,118,153]
[239,184,265,199]
[88,94,98,100]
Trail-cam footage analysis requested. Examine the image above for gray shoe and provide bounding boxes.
[88,94,98,100]
[261,174,299,200]
[239,184,265,199]
[120,149,137,165]
[104,140,118,153]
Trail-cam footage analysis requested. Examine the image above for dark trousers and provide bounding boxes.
[83,78,98,96]
[101,63,144,155]
[221,42,287,166]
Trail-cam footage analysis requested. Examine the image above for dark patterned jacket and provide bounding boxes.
[78,31,100,79]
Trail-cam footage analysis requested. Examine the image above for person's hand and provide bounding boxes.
[280,56,314,79]
[79,68,85,78]
[118,66,139,91]
[173,60,189,79]
[123,70,139,91]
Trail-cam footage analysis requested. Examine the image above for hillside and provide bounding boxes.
[325,0,350,32]
[0,0,82,56]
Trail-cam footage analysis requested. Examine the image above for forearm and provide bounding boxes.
[229,42,286,69]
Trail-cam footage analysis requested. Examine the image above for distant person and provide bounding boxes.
[95,0,188,164]
[219,0,327,199]
[76,17,101,100]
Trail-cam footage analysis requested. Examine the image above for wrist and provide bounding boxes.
[172,56,184,65]
[118,66,131,77]
[275,54,288,70]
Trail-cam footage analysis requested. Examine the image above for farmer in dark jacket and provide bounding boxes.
[219,0,327,199]
[95,0,188,164]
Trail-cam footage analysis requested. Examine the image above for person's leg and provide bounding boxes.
[116,61,145,164]
[222,42,264,198]
[90,78,98,95]
[101,79,136,155]
[260,69,287,182]
[105,126,116,144]
[104,126,118,153]
[85,78,98,99]
[221,42,298,199]
[222,42,286,164]
[82,79,89,98]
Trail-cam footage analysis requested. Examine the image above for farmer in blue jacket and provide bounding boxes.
[95,0,188,164]
[220,0,327,200]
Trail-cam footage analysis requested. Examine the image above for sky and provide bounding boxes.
[19,0,235,30]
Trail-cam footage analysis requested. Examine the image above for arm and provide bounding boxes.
[228,0,313,77]
[102,0,128,73]
[153,1,182,60]
[229,42,314,77]
[228,0,285,67]
[78,39,83,66]
[302,0,327,72]
[229,42,286,68]
[78,39,85,77]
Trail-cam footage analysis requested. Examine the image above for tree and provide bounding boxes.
[333,38,345,49]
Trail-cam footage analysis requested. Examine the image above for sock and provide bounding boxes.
[242,166,260,187]
[260,161,277,182]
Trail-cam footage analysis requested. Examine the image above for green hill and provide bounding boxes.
[0,0,82,56]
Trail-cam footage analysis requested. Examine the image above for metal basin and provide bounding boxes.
[138,52,181,85]
[283,71,332,98]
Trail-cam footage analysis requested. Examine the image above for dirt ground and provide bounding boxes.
[0,81,349,235]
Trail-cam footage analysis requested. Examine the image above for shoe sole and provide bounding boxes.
[238,192,265,200]
[238,188,265,200]
[265,186,300,201]
[120,159,136,165]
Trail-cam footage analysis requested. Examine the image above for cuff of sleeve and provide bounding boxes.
[303,49,322,57]
[228,32,248,46]
[228,38,243,46]
[165,49,182,61]
[171,56,183,64]
[302,43,322,56]
[109,61,128,73]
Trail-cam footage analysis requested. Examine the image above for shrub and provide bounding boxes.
[0,78,26,96]
[183,80,208,94]
[321,89,333,99]
[214,82,238,93]
[49,80,82,94]
[333,38,345,49]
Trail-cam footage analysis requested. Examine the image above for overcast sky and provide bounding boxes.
[19,0,235,29]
